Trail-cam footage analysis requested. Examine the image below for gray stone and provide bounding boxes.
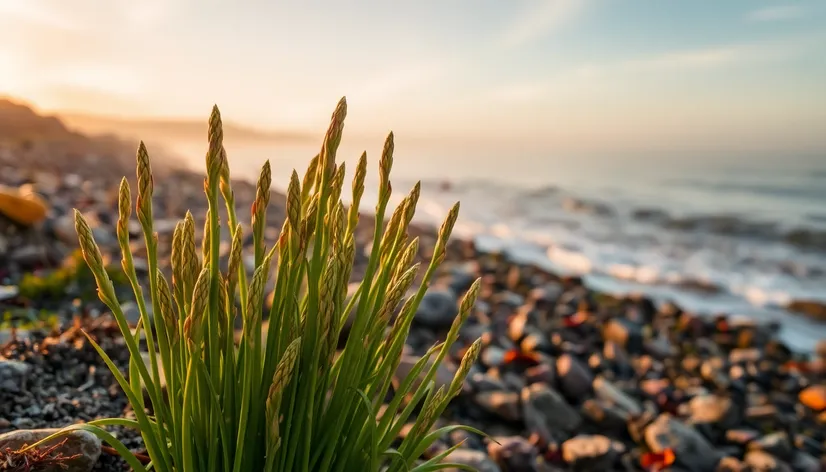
[689,394,740,429]
[644,413,722,472]
[487,436,538,471]
[592,375,641,415]
[442,448,501,472]
[562,435,623,470]
[0,358,30,385]
[556,354,593,399]
[790,451,821,472]
[743,450,792,472]
[415,289,459,328]
[0,428,102,472]
[475,391,522,422]
[393,354,455,394]
[522,383,581,443]
[602,318,643,354]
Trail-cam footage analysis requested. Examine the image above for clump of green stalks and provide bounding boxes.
[22,98,485,471]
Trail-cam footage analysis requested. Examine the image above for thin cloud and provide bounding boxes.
[746,5,804,22]
[497,0,587,49]
[488,35,820,102]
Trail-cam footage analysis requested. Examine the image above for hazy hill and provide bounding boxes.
[58,111,314,144]
[0,97,181,175]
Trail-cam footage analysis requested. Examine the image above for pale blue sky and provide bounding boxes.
[0,0,824,157]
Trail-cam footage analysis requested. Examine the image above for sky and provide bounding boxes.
[0,0,825,160]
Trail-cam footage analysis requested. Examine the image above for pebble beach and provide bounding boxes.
[1,101,825,471]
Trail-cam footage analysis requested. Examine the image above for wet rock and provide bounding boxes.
[790,451,821,472]
[10,244,46,267]
[561,435,623,471]
[415,289,458,329]
[592,375,641,415]
[748,433,793,461]
[522,383,581,443]
[0,428,102,471]
[481,346,507,368]
[556,354,593,400]
[448,263,479,294]
[580,399,628,436]
[487,435,538,471]
[474,391,522,422]
[602,318,643,354]
[644,414,722,472]
[469,372,509,393]
[729,348,762,364]
[442,448,501,472]
[524,363,555,386]
[716,456,746,472]
[743,450,792,472]
[394,355,455,393]
[644,336,676,360]
[688,394,740,429]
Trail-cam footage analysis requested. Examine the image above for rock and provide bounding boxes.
[393,355,455,394]
[799,384,826,411]
[561,435,623,470]
[442,448,501,472]
[716,456,745,472]
[592,376,641,415]
[0,358,30,389]
[52,214,77,243]
[415,289,458,329]
[688,394,740,429]
[522,383,581,443]
[580,399,628,436]
[790,451,821,472]
[481,346,507,368]
[0,184,49,226]
[10,245,45,267]
[602,318,644,354]
[743,450,792,472]
[474,391,522,422]
[644,336,676,360]
[487,436,538,471]
[644,414,722,472]
[748,433,793,461]
[556,354,593,400]
[729,348,762,364]
[448,263,479,294]
[0,428,102,472]
[524,363,555,386]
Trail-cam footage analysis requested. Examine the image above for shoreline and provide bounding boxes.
[1,144,825,470]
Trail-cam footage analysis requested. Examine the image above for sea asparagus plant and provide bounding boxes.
[23,98,485,471]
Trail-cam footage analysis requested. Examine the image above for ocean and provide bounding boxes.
[167,139,826,352]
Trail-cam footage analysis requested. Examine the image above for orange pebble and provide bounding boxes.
[799,385,826,411]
